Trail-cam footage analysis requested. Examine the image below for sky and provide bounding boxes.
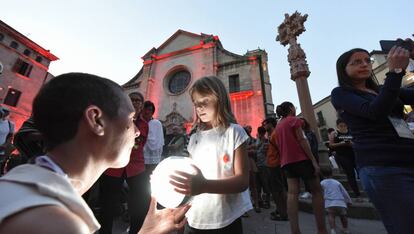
[2,0,412,113]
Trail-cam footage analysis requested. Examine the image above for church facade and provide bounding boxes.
[123,30,274,135]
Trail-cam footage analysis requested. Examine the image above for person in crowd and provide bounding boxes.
[300,117,320,199]
[255,126,271,209]
[142,100,164,175]
[0,106,15,164]
[301,118,319,162]
[262,117,288,221]
[275,102,327,234]
[244,125,260,213]
[13,116,45,161]
[320,168,352,234]
[99,91,150,234]
[0,73,190,234]
[331,41,414,234]
[170,76,252,234]
[328,119,361,200]
[164,125,187,157]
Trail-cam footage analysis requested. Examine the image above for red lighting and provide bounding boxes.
[229,90,254,101]
[146,43,211,61]
[143,60,153,65]
[213,36,219,41]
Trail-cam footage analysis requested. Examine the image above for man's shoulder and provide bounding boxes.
[0,205,89,234]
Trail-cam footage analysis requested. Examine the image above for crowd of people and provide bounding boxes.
[0,37,412,234]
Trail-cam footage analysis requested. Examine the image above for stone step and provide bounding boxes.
[299,198,381,220]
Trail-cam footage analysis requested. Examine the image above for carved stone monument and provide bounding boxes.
[276,11,320,141]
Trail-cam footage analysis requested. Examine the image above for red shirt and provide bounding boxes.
[275,116,308,167]
[104,117,148,178]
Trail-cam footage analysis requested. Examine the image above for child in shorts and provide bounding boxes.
[321,168,352,234]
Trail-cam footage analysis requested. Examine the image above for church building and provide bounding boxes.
[123,30,274,135]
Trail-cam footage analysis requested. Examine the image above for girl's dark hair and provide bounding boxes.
[276,101,294,118]
[336,118,346,126]
[327,128,336,134]
[257,126,266,135]
[336,48,379,92]
[143,100,155,114]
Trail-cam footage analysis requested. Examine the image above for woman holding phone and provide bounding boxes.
[331,41,414,234]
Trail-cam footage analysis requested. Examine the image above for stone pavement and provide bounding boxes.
[241,207,386,234]
[113,204,387,234]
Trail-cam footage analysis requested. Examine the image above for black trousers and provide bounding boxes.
[99,173,150,234]
[184,217,243,234]
[335,154,360,197]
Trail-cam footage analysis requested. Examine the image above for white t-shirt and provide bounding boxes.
[143,119,164,164]
[320,178,352,208]
[186,123,252,229]
[0,120,14,154]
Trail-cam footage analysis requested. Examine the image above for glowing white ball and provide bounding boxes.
[151,156,195,208]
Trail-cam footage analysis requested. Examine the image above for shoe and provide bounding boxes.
[270,212,288,221]
[300,192,312,199]
[270,211,280,217]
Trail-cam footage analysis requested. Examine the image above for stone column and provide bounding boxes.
[276,12,321,142]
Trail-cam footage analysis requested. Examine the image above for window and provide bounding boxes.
[0,33,4,41]
[23,49,31,56]
[10,41,19,49]
[3,88,21,107]
[317,111,326,127]
[13,58,33,77]
[168,70,191,94]
[35,56,43,63]
[229,74,240,93]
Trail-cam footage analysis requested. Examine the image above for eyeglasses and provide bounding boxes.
[347,57,374,66]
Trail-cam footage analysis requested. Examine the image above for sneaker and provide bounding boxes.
[270,212,288,221]
[300,192,312,199]
[262,202,270,209]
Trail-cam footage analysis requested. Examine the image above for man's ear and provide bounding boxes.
[84,105,105,136]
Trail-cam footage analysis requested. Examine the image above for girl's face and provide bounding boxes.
[192,91,217,128]
[345,52,373,82]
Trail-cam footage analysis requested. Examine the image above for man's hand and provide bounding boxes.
[170,165,206,196]
[138,197,190,234]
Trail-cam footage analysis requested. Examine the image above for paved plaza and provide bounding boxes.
[113,205,387,234]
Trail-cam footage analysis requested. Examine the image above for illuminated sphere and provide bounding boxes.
[151,156,195,208]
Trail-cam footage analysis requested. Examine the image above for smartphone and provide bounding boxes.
[380,40,412,53]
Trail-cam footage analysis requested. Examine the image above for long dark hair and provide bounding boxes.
[336,48,379,92]
[276,101,294,118]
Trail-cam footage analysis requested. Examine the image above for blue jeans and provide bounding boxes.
[359,166,414,234]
